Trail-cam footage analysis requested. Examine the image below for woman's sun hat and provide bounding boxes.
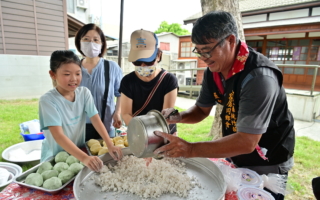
[128,29,158,62]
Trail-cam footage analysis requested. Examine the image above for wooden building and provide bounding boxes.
[0,0,86,100]
[0,0,85,56]
[182,0,320,91]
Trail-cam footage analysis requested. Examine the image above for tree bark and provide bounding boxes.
[200,0,245,41]
[200,0,245,140]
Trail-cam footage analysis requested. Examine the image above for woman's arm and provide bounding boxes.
[90,114,123,160]
[163,88,178,109]
[112,96,122,128]
[120,93,133,126]
[49,126,102,172]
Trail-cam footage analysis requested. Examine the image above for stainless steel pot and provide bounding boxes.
[127,110,169,158]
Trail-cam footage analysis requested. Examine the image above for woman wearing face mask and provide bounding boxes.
[119,29,178,134]
[75,23,122,140]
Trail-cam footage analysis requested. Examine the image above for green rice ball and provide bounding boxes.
[43,177,62,190]
[55,151,69,163]
[25,173,43,187]
[41,170,59,181]
[53,162,69,173]
[68,163,84,174]
[58,170,75,184]
[36,161,53,174]
[66,155,80,165]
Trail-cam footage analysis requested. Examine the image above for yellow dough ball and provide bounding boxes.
[90,143,102,155]
[115,139,124,146]
[102,139,114,147]
[116,144,126,148]
[124,140,129,147]
[98,147,109,155]
[87,139,100,148]
[113,136,122,143]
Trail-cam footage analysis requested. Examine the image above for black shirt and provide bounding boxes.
[119,69,178,133]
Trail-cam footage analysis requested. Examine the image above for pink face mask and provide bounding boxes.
[80,42,101,58]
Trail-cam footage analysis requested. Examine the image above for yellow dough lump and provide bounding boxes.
[98,147,109,155]
[112,136,122,143]
[115,139,124,146]
[90,143,102,155]
[87,139,100,148]
[124,140,129,147]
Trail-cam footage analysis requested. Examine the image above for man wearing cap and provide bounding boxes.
[119,29,178,135]
[154,11,295,200]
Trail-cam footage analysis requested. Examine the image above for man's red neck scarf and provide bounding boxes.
[213,41,249,94]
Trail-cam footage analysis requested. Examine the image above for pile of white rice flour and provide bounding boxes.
[95,155,200,199]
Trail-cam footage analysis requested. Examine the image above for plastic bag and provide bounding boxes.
[0,168,10,185]
[215,161,242,193]
[261,173,288,196]
[214,160,290,195]
[19,119,40,134]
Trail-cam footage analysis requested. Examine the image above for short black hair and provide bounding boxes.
[50,50,81,73]
[192,11,239,45]
[75,23,106,57]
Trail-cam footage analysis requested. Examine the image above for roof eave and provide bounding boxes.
[183,1,320,25]
[242,1,320,16]
[67,14,86,37]
[105,35,118,41]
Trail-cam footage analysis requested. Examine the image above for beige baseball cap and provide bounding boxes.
[128,29,158,62]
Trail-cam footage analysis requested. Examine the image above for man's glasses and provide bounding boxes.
[132,58,156,66]
[192,35,229,58]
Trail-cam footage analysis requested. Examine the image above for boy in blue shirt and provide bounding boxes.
[39,50,122,172]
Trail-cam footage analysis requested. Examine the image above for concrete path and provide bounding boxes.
[175,97,320,141]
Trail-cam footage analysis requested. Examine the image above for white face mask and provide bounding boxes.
[135,65,156,77]
[80,42,101,58]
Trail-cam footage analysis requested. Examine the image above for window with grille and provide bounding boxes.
[180,42,195,58]
[247,38,320,75]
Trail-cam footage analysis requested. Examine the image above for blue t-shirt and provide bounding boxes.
[80,58,122,134]
[39,87,98,162]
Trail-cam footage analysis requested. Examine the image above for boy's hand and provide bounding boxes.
[108,145,123,161]
[83,155,103,172]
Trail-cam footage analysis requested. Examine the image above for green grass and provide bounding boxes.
[0,99,39,171]
[0,99,319,199]
[177,115,214,142]
[285,136,320,199]
[174,107,214,142]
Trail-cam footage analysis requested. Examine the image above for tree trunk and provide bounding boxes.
[200,0,245,41]
[200,0,245,140]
